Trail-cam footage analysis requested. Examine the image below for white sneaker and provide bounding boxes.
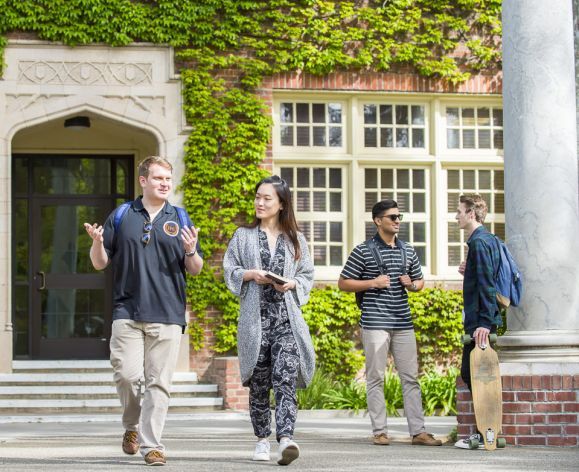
[252,439,271,461]
[277,438,299,466]
[454,433,484,449]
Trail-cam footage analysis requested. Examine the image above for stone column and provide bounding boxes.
[0,136,12,373]
[501,0,579,361]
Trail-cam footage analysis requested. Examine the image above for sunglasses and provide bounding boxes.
[379,213,403,222]
[141,221,153,246]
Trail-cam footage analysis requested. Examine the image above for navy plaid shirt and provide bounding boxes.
[463,226,503,333]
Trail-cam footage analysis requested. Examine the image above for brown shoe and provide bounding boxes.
[144,450,166,466]
[122,430,139,455]
[373,433,390,445]
[412,432,442,446]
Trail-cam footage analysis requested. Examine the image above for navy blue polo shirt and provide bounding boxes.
[102,197,202,326]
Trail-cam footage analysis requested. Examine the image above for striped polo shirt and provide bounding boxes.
[340,234,423,330]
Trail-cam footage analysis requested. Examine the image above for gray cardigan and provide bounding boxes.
[223,226,316,388]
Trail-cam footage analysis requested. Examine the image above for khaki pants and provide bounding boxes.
[110,319,182,456]
[362,328,425,437]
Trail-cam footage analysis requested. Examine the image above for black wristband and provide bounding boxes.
[185,249,197,257]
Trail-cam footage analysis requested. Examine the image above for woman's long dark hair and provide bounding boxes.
[248,175,301,260]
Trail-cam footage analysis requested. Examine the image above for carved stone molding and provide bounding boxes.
[18,61,153,86]
[103,95,166,116]
[6,93,70,113]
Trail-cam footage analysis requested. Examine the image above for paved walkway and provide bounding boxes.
[0,412,577,471]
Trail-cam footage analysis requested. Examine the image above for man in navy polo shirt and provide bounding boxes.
[84,156,202,466]
[338,199,441,447]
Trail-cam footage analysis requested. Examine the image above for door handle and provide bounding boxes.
[36,271,46,290]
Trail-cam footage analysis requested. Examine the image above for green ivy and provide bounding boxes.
[0,0,502,353]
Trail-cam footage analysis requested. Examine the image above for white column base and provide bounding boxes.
[498,329,579,363]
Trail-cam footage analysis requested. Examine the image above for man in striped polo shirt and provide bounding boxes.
[338,199,441,447]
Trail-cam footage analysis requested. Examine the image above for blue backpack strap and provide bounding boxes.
[174,206,191,228]
[113,202,132,233]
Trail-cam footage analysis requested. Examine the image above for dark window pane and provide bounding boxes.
[447,129,460,148]
[364,104,377,124]
[415,246,426,267]
[413,169,425,189]
[115,160,128,194]
[329,168,341,188]
[297,168,309,187]
[463,170,475,189]
[280,168,293,187]
[364,127,377,147]
[462,108,475,126]
[14,157,28,194]
[492,108,503,126]
[493,130,503,149]
[396,128,409,147]
[329,222,342,242]
[365,222,375,240]
[478,129,491,149]
[296,103,309,123]
[479,170,491,189]
[32,158,111,195]
[397,193,410,212]
[329,192,342,211]
[399,222,410,240]
[313,246,326,265]
[365,168,378,189]
[14,285,29,356]
[380,105,393,124]
[398,169,410,188]
[312,103,326,123]
[15,200,29,281]
[313,222,326,242]
[463,129,475,148]
[313,126,326,146]
[447,192,459,212]
[296,126,310,146]
[313,168,326,187]
[494,171,504,190]
[477,107,490,126]
[328,103,342,123]
[446,107,459,126]
[481,193,492,211]
[381,169,394,188]
[329,127,342,147]
[411,105,425,125]
[300,222,311,241]
[365,192,378,212]
[281,126,294,146]
[448,246,461,266]
[495,223,505,240]
[413,193,425,212]
[395,105,408,125]
[495,193,505,213]
[413,222,426,243]
[448,222,460,243]
[297,191,310,211]
[313,191,326,211]
[448,170,460,189]
[281,103,293,123]
[412,128,425,148]
[380,128,393,147]
[329,246,342,266]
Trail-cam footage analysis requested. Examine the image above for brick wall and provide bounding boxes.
[457,375,579,447]
[205,356,249,411]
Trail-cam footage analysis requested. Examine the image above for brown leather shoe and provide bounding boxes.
[373,433,390,445]
[412,432,442,446]
[144,450,166,466]
[122,430,139,455]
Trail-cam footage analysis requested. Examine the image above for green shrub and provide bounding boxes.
[419,367,459,416]
[301,286,364,383]
[297,369,337,410]
[321,380,367,413]
[409,288,464,372]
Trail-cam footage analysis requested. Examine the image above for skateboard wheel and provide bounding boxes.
[496,438,506,448]
[468,438,480,449]
[462,334,473,345]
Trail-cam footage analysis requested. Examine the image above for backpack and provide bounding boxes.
[113,201,190,232]
[355,237,407,309]
[493,235,523,309]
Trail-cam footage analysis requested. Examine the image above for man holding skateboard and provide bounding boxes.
[455,194,503,449]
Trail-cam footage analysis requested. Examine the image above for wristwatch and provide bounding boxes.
[185,249,197,257]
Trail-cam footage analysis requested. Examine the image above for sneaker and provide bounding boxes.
[412,432,442,446]
[252,439,271,461]
[277,438,299,466]
[454,433,484,449]
[122,430,139,455]
[373,433,390,446]
[144,450,166,466]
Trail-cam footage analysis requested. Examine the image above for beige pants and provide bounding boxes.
[362,328,425,436]
[110,319,182,456]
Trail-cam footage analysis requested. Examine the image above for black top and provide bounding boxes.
[102,197,202,326]
[340,234,422,330]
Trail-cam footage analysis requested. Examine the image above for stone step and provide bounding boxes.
[0,371,199,384]
[12,360,112,373]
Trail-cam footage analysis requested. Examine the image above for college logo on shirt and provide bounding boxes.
[163,221,180,237]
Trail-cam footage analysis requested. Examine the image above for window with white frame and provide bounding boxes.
[363,167,429,268]
[446,106,503,150]
[363,104,426,148]
[279,166,346,268]
[279,102,344,148]
[446,168,505,267]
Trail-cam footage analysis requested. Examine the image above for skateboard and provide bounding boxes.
[462,333,506,450]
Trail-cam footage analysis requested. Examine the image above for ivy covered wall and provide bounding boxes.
[0,0,502,356]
